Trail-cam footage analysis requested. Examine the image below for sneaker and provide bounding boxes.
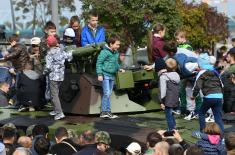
[184,111,195,120]
[100,112,109,118]
[29,107,35,112]
[107,112,118,119]
[18,106,28,112]
[192,114,199,119]
[49,111,57,116]
[205,114,214,122]
[172,110,181,115]
[54,112,65,120]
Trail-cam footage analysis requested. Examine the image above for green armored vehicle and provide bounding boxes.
[60,43,160,114]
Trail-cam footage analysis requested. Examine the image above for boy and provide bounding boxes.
[174,30,193,51]
[155,57,180,130]
[81,10,105,47]
[45,35,73,120]
[96,34,124,119]
[192,53,224,133]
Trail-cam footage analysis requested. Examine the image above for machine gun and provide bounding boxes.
[60,44,160,114]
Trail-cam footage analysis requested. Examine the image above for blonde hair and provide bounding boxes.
[165,58,177,71]
[203,122,222,136]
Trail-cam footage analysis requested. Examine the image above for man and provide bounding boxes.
[222,47,235,113]
[95,131,111,152]
[3,127,17,155]
[81,10,105,47]
[49,127,80,155]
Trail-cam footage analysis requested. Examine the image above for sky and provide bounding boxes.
[0,0,235,27]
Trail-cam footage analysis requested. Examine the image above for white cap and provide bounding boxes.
[126,142,141,155]
[31,37,41,45]
[64,28,75,37]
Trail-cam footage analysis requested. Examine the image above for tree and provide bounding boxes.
[12,0,77,32]
[177,1,228,49]
[81,0,183,48]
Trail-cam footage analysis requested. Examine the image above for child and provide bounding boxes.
[96,34,124,119]
[192,53,224,133]
[45,35,73,120]
[155,57,180,130]
[81,10,105,47]
[196,122,226,155]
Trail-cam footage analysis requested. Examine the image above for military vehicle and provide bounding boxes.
[60,43,160,115]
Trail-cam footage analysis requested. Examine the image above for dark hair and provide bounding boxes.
[220,46,227,51]
[44,21,56,30]
[55,127,68,140]
[89,10,98,18]
[185,145,204,155]
[8,34,19,43]
[147,23,165,63]
[3,127,16,140]
[0,127,4,141]
[34,136,50,155]
[32,124,49,137]
[163,41,177,55]
[107,34,120,46]
[169,144,184,155]
[225,132,235,150]
[146,132,162,147]
[69,15,81,47]
[231,38,235,42]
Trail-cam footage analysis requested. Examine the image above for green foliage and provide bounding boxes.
[81,0,182,47]
[81,0,228,49]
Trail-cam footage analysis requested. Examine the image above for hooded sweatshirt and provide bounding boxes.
[196,133,226,155]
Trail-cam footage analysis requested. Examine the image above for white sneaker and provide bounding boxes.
[29,107,35,112]
[184,111,194,120]
[172,110,181,115]
[49,111,57,116]
[54,112,65,120]
[107,112,118,119]
[205,114,214,122]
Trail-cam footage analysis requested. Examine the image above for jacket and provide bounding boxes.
[196,133,226,155]
[81,25,105,47]
[49,138,81,155]
[159,72,180,107]
[4,44,30,71]
[152,36,166,61]
[17,70,44,107]
[174,48,198,78]
[73,144,98,155]
[45,47,73,81]
[96,45,120,77]
[193,70,223,98]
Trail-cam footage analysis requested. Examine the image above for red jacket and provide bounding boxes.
[152,36,166,61]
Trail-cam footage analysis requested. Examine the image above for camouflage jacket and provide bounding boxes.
[45,46,72,81]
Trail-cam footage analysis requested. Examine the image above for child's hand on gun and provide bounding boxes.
[98,76,103,81]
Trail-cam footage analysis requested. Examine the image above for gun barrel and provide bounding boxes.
[65,42,106,57]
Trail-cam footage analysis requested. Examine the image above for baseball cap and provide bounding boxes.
[31,37,41,45]
[126,142,141,155]
[64,28,75,37]
[47,35,58,47]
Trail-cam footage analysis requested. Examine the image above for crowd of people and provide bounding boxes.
[0,122,235,155]
[0,9,235,154]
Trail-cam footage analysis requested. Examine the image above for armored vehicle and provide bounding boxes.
[59,43,160,114]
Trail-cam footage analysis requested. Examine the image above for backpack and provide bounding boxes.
[163,74,180,108]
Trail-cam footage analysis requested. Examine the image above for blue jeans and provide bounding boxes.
[165,107,176,130]
[0,67,12,86]
[199,98,224,133]
[101,75,114,112]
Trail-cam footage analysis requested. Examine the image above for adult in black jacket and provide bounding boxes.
[49,127,81,155]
